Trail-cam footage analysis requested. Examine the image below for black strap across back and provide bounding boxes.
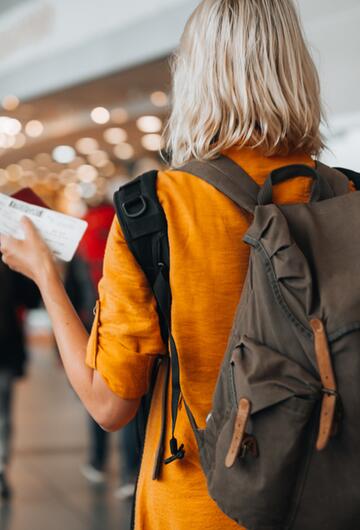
[113,155,353,480]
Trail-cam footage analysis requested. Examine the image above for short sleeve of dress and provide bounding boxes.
[86,216,166,399]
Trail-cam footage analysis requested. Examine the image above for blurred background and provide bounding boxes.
[0,1,358,529]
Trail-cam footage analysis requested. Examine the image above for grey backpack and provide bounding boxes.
[115,156,360,530]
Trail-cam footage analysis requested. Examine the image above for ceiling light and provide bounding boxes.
[136,115,162,133]
[2,95,20,111]
[5,118,21,136]
[64,182,81,201]
[80,182,97,199]
[52,145,76,164]
[0,117,21,136]
[141,134,163,152]
[88,150,108,167]
[76,137,99,155]
[91,107,110,125]
[25,120,44,138]
[6,164,23,182]
[113,143,134,160]
[77,164,98,183]
[150,91,168,107]
[103,127,127,144]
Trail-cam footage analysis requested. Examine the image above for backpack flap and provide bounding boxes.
[200,333,322,529]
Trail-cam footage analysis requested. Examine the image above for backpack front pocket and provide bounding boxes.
[204,336,321,530]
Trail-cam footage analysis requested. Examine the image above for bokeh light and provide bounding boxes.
[136,115,162,133]
[90,107,110,124]
[52,145,76,164]
[113,143,135,160]
[150,91,168,107]
[76,137,99,155]
[141,133,163,151]
[103,127,127,144]
[25,120,44,138]
[2,95,20,111]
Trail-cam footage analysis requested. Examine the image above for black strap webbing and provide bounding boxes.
[114,170,187,477]
[334,167,360,191]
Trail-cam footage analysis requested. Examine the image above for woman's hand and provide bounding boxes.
[0,216,57,287]
[0,215,138,430]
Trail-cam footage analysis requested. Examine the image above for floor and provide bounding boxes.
[0,343,132,530]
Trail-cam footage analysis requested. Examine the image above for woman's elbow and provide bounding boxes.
[94,397,140,432]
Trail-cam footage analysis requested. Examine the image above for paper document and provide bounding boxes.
[0,193,88,262]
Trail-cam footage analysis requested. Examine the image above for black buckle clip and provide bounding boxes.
[122,196,147,218]
[163,437,185,465]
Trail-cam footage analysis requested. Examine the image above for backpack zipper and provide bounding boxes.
[229,359,238,407]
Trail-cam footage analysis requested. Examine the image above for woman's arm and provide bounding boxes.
[0,217,139,431]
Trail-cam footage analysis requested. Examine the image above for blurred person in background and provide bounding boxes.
[65,198,139,497]
[0,260,40,501]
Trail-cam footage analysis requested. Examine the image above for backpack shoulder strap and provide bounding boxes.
[114,170,169,289]
[180,155,260,214]
[334,167,360,190]
[182,158,358,209]
[114,170,186,477]
[315,161,350,195]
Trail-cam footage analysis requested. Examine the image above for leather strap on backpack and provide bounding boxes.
[310,319,341,450]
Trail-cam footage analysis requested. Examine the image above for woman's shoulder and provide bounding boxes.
[156,166,248,214]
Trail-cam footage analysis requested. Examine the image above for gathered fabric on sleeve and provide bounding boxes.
[85,216,166,400]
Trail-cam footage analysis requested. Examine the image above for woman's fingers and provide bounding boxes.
[0,216,55,283]
[20,215,39,241]
[0,233,20,255]
[0,233,11,249]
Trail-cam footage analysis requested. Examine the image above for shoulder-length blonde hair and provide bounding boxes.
[165,0,324,167]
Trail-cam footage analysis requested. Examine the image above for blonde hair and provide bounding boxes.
[165,0,324,167]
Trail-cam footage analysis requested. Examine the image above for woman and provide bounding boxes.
[0,0,334,527]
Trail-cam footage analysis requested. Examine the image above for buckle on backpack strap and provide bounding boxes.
[121,196,147,218]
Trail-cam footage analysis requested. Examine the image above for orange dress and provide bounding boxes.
[86,147,319,529]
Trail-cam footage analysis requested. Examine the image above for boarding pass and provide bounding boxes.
[0,193,88,262]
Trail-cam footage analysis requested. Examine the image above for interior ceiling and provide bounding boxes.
[0,56,171,167]
[0,0,31,16]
